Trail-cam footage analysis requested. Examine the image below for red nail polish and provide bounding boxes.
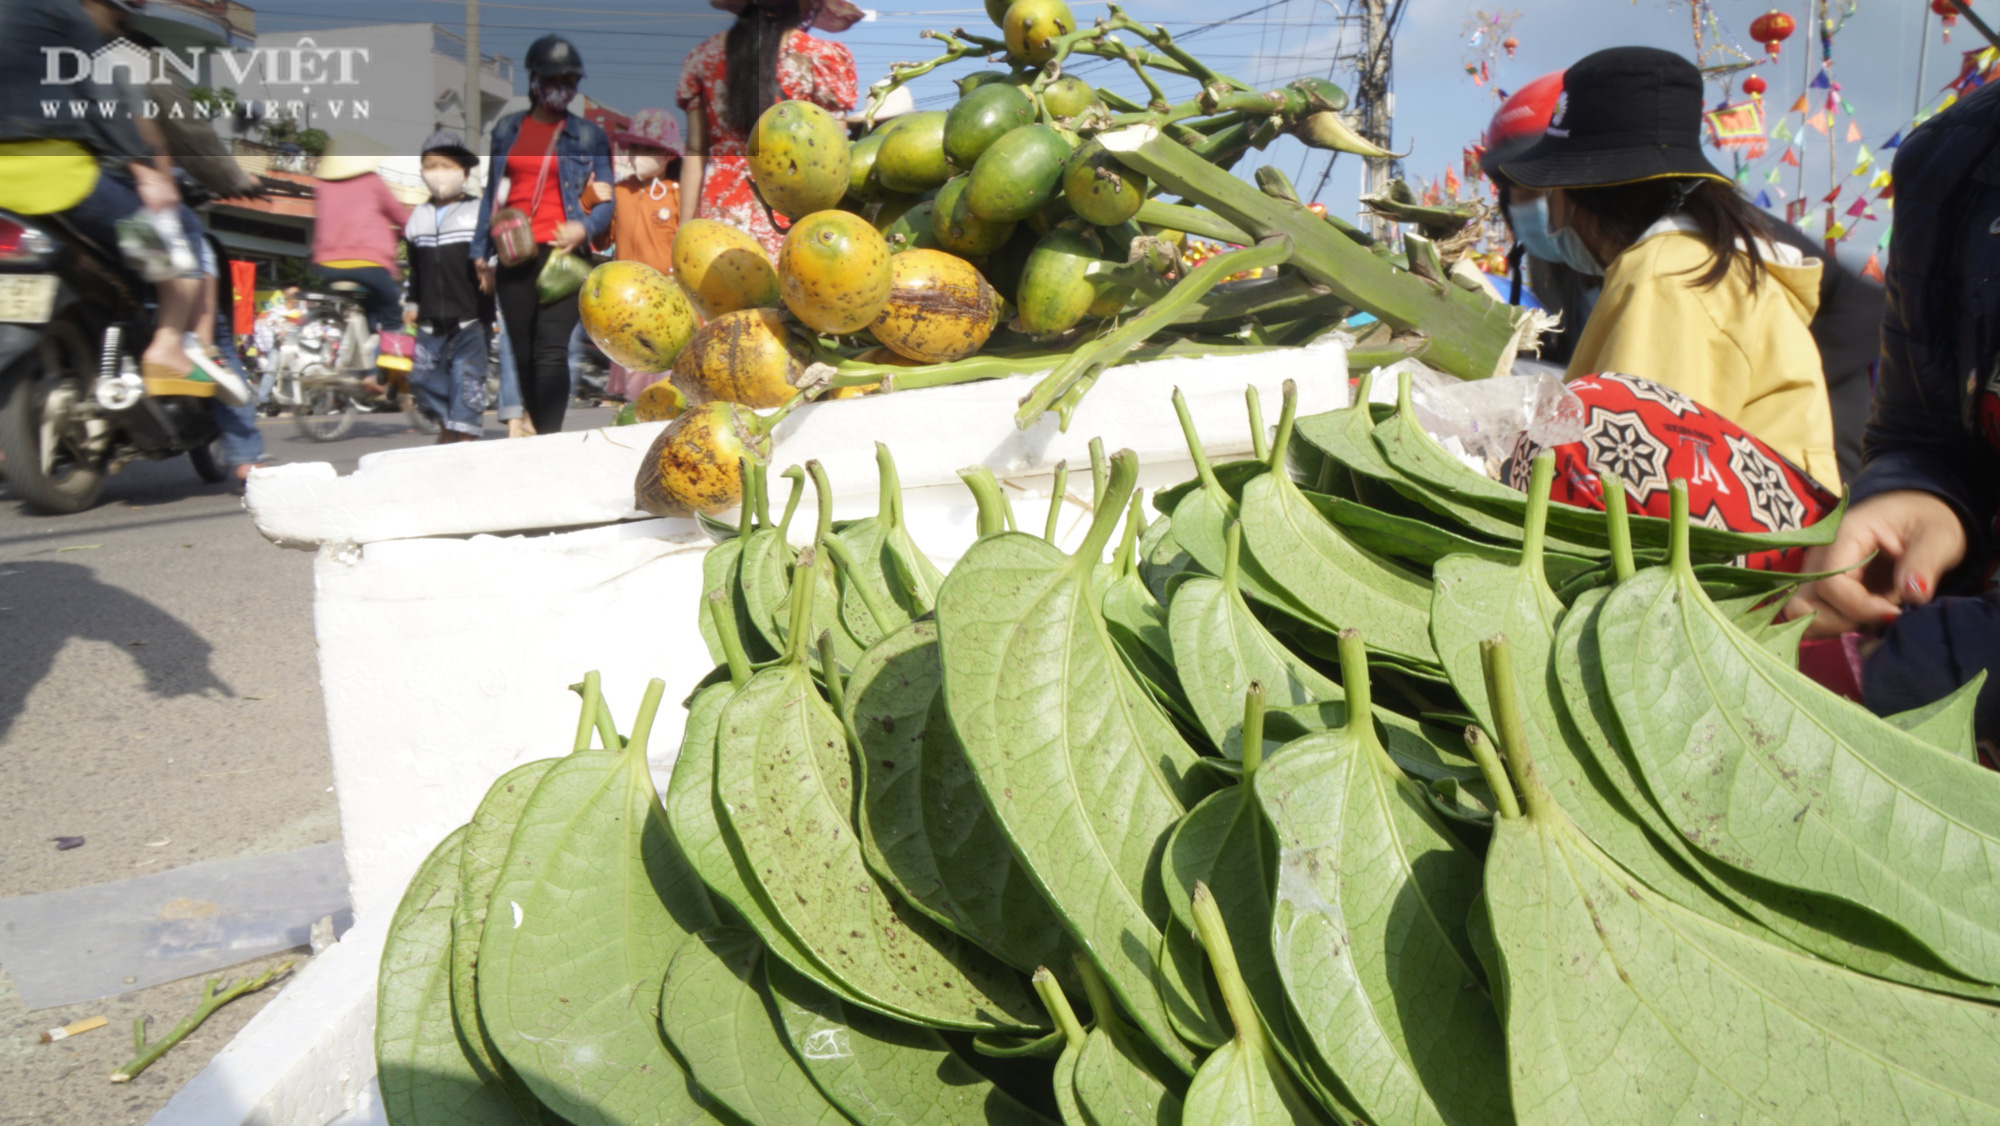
[1906,575,1930,600]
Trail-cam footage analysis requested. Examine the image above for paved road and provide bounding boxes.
[0,401,613,1124]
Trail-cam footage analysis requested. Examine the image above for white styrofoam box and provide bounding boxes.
[245,337,1350,549]
[156,341,1348,1126]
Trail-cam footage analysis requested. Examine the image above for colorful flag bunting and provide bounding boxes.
[1822,186,1842,205]
[1781,148,1802,167]
[1797,211,1816,231]
[1765,168,1782,183]
[1828,221,1848,240]
[1445,165,1461,198]
[1869,169,1892,188]
[1841,98,1857,116]
[1860,251,1885,282]
[1753,189,1773,208]
[1845,120,1863,142]
[1846,197,1869,217]
[1771,118,1795,142]
[1811,70,1831,89]
[1877,229,1893,249]
[1806,111,1829,134]
[1790,93,1810,114]
[1883,131,1903,149]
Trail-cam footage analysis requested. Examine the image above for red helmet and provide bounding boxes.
[1480,71,1564,176]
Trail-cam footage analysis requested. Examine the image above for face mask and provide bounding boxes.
[423,167,466,200]
[630,153,669,183]
[530,76,576,114]
[1507,197,1604,277]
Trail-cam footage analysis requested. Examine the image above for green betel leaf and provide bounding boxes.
[1102,563,1203,733]
[379,826,527,1126]
[936,448,1202,1073]
[1885,671,1988,762]
[1602,492,2000,986]
[1157,907,1230,1050]
[714,655,1045,1031]
[477,684,722,1126]
[1480,634,2000,1125]
[1548,588,2000,1002]
[1072,1026,1185,1126]
[1181,884,1330,1125]
[450,759,562,1123]
[1138,511,1197,605]
[1035,968,1092,1126]
[1307,489,1596,587]
[665,678,866,1007]
[765,955,1056,1126]
[844,619,1070,976]
[1237,385,1438,666]
[1252,633,1506,1126]
[658,927,850,1126]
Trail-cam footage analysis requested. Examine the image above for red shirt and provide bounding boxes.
[504,115,570,244]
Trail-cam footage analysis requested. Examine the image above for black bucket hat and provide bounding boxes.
[1500,46,1729,191]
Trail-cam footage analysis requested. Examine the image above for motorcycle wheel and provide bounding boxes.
[0,323,105,514]
[188,438,227,484]
[292,366,357,442]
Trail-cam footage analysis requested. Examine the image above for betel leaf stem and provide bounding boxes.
[594,694,623,753]
[1521,451,1554,587]
[821,534,898,638]
[1478,636,1549,819]
[1190,883,1265,1054]
[1035,967,1089,1052]
[737,458,757,536]
[784,548,818,667]
[1266,378,1298,474]
[960,466,1012,537]
[111,962,291,1082]
[1462,727,1521,822]
[1240,683,1266,777]
[1221,521,1244,594]
[1089,437,1109,511]
[1603,476,1634,582]
[624,678,667,760]
[1245,386,1268,463]
[1667,479,1693,577]
[777,466,807,538]
[806,460,835,547]
[1333,629,1370,729]
[1171,388,1228,507]
[818,631,849,720]
[1111,490,1145,576]
[1077,450,1141,565]
[750,459,771,529]
[571,670,602,753]
[875,443,904,532]
[708,593,752,689]
[1044,460,1070,544]
[1072,951,1131,1050]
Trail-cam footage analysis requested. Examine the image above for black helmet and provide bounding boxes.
[525,36,585,80]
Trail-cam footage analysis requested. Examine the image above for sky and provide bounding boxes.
[236,0,1978,269]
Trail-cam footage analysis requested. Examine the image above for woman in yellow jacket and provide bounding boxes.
[1502,46,1840,490]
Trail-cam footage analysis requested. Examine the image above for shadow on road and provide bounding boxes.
[0,560,232,741]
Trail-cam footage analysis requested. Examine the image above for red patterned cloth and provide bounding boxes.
[1499,373,1839,571]
[677,29,857,262]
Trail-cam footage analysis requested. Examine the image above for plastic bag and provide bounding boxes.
[1363,356,1585,481]
[536,248,590,304]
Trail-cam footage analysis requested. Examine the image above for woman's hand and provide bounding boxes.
[554,220,588,252]
[131,163,181,213]
[475,260,496,294]
[1785,489,1969,636]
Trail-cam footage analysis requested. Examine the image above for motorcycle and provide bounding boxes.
[0,206,228,514]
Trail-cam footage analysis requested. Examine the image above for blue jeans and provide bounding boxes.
[308,264,401,333]
[412,321,489,437]
[494,310,523,422]
[209,336,264,467]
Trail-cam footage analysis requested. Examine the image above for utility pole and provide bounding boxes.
[464,0,483,144]
[1357,0,1394,239]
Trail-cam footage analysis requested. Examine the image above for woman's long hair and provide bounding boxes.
[723,0,808,137]
[1564,178,1771,289]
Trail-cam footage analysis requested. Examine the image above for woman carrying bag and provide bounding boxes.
[1500,46,1840,490]
[471,34,614,438]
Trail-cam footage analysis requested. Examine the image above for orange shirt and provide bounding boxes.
[609,177,680,276]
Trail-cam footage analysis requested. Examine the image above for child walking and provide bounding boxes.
[406,130,491,442]
[600,109,684,401]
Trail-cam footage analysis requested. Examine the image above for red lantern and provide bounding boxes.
[1502,36,1519,57]
[1743,74,1769,97]
[1750,10,1797,57]
[1934,0,1965,25]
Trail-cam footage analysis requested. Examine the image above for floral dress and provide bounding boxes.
[677,29,857,261]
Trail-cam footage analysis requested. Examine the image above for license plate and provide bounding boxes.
[0,275,58,324]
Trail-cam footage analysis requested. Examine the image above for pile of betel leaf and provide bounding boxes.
[377,373,2000,1126]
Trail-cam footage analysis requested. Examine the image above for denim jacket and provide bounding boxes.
[470,109,615,262]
